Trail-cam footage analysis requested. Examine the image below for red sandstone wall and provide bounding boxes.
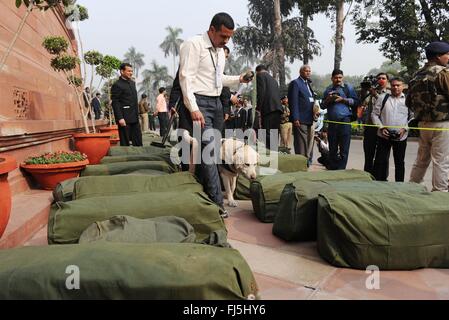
[0,0,80,123]
[0,1,106,194]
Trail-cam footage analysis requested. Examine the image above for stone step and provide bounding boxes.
[0,190,52,249]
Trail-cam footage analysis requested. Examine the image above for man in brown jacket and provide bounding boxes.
[139,94,150,133]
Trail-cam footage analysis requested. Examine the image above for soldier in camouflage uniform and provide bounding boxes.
[408,41,449,192]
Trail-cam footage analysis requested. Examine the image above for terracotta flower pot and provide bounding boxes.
[73,133,111,165]
[21,159,89,191]
[110,137,120,146]
[100,125,119,137]
[0,155,17,237]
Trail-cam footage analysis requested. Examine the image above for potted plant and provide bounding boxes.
[0,155,17,238]
[20,151,89,190]
[109,134,120,146]
[41,7,121,165]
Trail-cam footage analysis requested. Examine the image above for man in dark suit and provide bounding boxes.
[288,65,315,157]
[244,99,253,131]
[111,63,143,147]
[233,99,247,131]
[91,92,102,120]
[256,64,283,151]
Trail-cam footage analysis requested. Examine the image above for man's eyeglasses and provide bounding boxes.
[377,77,387,80]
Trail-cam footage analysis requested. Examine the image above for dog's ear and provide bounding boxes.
[234,148,244,166]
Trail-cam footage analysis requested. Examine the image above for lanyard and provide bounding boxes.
[208,48,217,71]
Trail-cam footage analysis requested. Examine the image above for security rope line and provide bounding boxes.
[324,120,449,132]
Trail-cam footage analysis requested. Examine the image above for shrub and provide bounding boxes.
[24,151,87,165]
[84,51,103,66]
[50,55,79,72]
[42,36,68,55]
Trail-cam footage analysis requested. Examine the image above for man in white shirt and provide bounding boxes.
[371,78,413,182]
[179,12,251,217]
[154,87,169,137]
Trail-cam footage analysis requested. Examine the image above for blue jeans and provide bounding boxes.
[328,118,351,170]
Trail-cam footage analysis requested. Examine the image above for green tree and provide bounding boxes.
[287,0,332,64]
[366,60,404,78]
[124,46,145,78]
[159,26,184,78]
[233,0,322,91]
[225,53,257,75]
[352,0,449,79]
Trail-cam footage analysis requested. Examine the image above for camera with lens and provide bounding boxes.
[388,129,400,140]
[360,75,379,91]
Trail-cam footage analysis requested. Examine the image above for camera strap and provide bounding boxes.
[378,93,390,123]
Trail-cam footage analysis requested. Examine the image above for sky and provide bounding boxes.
[76,0,387,80]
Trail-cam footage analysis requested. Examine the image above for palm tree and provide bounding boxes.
[124,46,145,78]
[139,61,173,102]
[159,26,184,78]
[148,60,173,91]
[138,69,155,102]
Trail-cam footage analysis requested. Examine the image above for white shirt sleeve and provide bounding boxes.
[223,74,241,90]
[179,40,201,113]
[371,93,385,128]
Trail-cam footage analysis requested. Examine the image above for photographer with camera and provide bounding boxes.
[321,69,360,170]
[371,78,412,182]
[360,73,390,176]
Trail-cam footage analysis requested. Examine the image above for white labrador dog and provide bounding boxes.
[180,131,259,208]
[219,139,259,207]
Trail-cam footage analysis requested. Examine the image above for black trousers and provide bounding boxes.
[118,122,143,147]
[158,112,170,138]
[327,118,352,170]
[262,111,281,151]
[373,137,407,182]
[94,107,101,120]
[363,126,379,175]
[148,114,156,131]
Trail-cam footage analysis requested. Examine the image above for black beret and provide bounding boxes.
[425,41,449,58]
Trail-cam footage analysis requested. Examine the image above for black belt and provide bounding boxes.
[195,94,220,100]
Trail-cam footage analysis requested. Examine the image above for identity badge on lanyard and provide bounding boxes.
[209,49,222,89]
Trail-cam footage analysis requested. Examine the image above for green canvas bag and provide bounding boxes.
[108,145,172,156]
[274,181,427,242]
[73,172,202,200]
[101,154,176,169]
[317,191,449,270]
[52,178,78,202]
[53,170,171,202]
[235,154,308,201]
[48,191,225,244]
[79,215,231,248]
[0,242,259,300]
[80,161,174,177]
[79,216,197,244]
[250,169,373,223]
